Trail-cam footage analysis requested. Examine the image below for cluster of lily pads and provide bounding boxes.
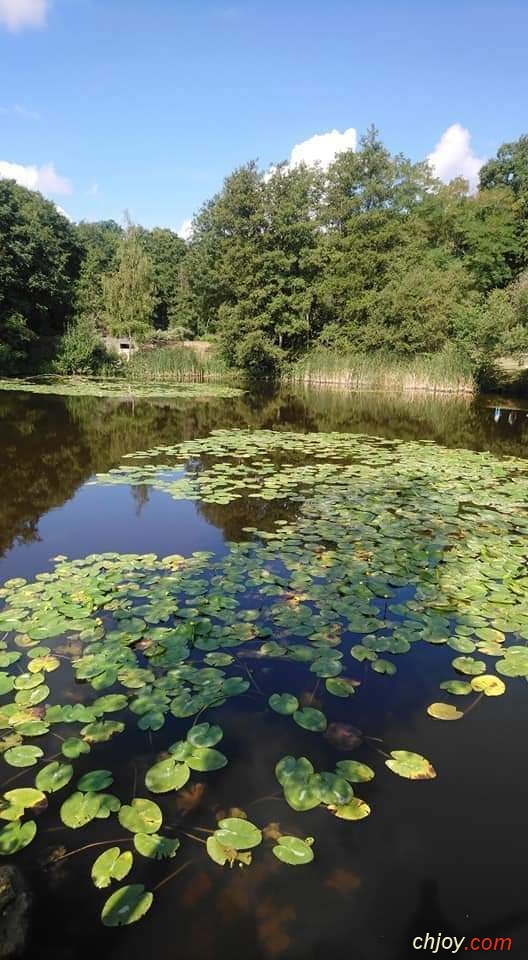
[0,377,242,400]
[2,427,528,929]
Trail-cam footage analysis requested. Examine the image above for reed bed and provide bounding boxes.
[285,350,476,395]
[123,346,230,383]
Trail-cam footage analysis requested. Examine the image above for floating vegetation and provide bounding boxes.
[0,376,243,400]
[1,427,528,930]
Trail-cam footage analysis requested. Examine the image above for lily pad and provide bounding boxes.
[0,819,37,855]
[268,693,299,715]
[335,760,375,783]
[470,674,506,696]
[293,707,327,732]
[101,884,153,927]
[92,847,133,889]
[4,745,43,768]
[133,833,180,860]
[145,758,190,794]
[214,817,262,850]
[36,761,74,794]
[118,798,163,835]
[385,750,436,780]
[427,702,463,720]
[272,835,314,865]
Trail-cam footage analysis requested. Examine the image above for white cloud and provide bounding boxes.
[427,123,485,192]
[177,217,193,241]
[0,159,72,195]
[55,204,72,220]
[289,127,357,170]
[0,0,49,31]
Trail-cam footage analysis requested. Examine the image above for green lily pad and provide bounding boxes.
[62,738,90,759]
[60,791,101,829]
[186,722,223,747]
[268,693,299,715]
[36,761,74,794]
[145,758,190,794]
[272,835,314,865]
[427,702,464,720]
[214,817,262,850]
[293,708,327,732]
[335,760,375,783]
[0,820,37,855]
[470,674,506,696]
[452,656,486,676]
[4,745,43,768]
[91,847,133,888]
[385,750,437,780]
[332,798,371,820]
[101,884,153,927]
[77,770,114,793]
[439,680,472,696]
[118,798,163,835]
[133,833,180,860]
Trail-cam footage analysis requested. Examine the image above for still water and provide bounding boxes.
[1,386,527,960]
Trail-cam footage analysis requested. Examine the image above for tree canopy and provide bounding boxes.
[1,129,528,376]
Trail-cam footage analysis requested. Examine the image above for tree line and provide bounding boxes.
[1,127,527,377]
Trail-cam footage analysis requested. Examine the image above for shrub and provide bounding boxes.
[54,317,115,375]
[234,331,285,380]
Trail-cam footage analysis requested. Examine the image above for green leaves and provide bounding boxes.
[77,770,114,792]
[145,758,190,794]
[133,833,180,860]
[385,751,437,781]
[4,745,43,767]
[0,820,37,855]
[60,792,102,829]
[268,693,299,715]
[101,884,153,927]
[118,798,162,835]
[215,817,262,850]
[92,847,133,888]
[293,707,327,732]
[272,836,314,865]
[335,761,375,783]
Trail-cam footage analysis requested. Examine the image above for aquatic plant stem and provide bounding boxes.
[52,837,132,863]
[153,859,194,892]
[462,693,484,717]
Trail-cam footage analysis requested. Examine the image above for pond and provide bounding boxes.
[1,385,528,960]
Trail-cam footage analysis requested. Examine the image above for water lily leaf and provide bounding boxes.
[275,755,314,787]
[439,680,472,696]
[325,677,357,698]
[36,761,73,794]
[312,772,353,806]
[284,778,322,812]
[81,720,125,743]
[118,798,162,834]
[4,745,43,768]
[475,627,505,644]
[133,833,180,860]
[350,645,377,663]
[206,835,232,866]
[335,760,375,783]
[3,788,46,817]
[15,684,49,707]
[0,819,37,855]
[427,702,463,720]
[447,637,476,654]
[293,707,327,732]
[385,750,436,780]
[452,656,486,676]
[62,738,90,759]
[60,791,101,829]
[268,693,299,715]
[77,770,114,792]
[272,835,314,865]
[186,722,223,747]
[470,674,506,696]
[371,659,396,676]
[215,817,262,850]
[92,694,128,714]
[101,884,153,927]
[332,798,371,820]
[91,847,133,888]
[145,758,190,794]
[186,747,228,772]
[94,793,121,819]
[0,673,15,695]
[27,655,60,674]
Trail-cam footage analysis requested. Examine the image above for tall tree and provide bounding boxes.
[0,178,81,372]
[74,220,123,327]
[138,227,187,330]
[101,222,156,344]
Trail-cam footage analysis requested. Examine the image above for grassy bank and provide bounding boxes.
[121,345,230,382]
[285,349,476,395]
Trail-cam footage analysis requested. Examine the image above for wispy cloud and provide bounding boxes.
[177,218,193,241]
[0,0,50,31]
[0,159,72,195]
[427,123,485,192]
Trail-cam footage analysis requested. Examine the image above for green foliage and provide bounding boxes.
[0,178,81,373]
[53,316,115,375]
[232,331,285,379]
[101,222,157,344]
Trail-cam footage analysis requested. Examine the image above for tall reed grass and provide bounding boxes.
[285,349,476,395]
[119,346,230,382]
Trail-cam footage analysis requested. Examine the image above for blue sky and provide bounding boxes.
[0,0,527,233]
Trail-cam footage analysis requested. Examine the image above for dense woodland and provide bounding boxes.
[1,128,528,379]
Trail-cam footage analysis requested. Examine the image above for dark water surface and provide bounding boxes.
[1,386,528,960]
